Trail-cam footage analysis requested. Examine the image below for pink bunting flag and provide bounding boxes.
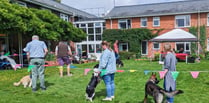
[159,71,166,79]
[190,71,199,79]
[44,64,49,67]
[13,53,18,56]
[14,64,22,71]
[84,69,91,75]
[117,70,124,72]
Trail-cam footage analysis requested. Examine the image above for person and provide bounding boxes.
[162,44,177,103]
[99,41,117,101]
[55,41,72,77]
[113,40,119,59]
[23,35,48,92]
[178,48,184,53]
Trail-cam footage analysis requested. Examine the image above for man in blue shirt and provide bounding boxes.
[23,35,48,92]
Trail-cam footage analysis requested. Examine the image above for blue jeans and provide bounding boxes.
[164,81,174,103]
[102,73,115,98]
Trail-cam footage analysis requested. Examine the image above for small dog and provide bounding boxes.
[116,59,124,68]
[85,64,101,102]
[144,73,183,103]
[13,75,32,88]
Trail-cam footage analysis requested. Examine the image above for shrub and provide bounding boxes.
[154,52,160,61]
[119,51,135,60]
[205,51,209,60]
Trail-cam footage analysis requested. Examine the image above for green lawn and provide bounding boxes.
[0,59,209,103]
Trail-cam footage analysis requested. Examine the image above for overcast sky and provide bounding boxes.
[61,0,186,16]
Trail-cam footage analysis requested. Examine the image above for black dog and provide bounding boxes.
[85,64,101,102]
[144,73,183,103]
[116,59,124,68]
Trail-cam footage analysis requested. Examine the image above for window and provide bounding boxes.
[118,19,131,29]
[60,13,69,21]
[119,43,128,51]
[96,44,102,53]
[175,15,190,28]
[153,42,160,50]
[153,17,160,27]
[88,44,95,53]
[141,17,147,27]
[176,42,190,54]
[96,35,102,41]
[88,35,94,41]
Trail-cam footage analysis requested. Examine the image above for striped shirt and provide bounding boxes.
[163,52,177,91]
[23,40,47,58]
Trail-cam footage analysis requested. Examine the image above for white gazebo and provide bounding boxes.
[150,29,198,42]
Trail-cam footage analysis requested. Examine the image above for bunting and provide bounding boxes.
[190,71,199,79]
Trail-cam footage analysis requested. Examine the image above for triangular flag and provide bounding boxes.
[84,69,91,75]
[44,64,49,67]
[171,71,179,81]
[70,65,77,68]
[159,71,166,79]
[129,70,137,72]
[144,70,150,75]
[14,64,22,71]
[117,70,124,72]
[13,53,18,56]
[28,65,35,72]
[190,71,199,79]
[4,52,10,56]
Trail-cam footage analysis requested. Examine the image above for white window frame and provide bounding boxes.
[153,17,160,27]
[153,42,160,50]
[118,19,131,29]
[60,13,69,22]
[176,42,191,54]
[207,13,209,26]
[119,43,128,51]
[207,38,209,51]
[175,15,191,28]
[141,17,147,27]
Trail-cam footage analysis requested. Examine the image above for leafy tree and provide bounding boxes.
[0,0,86,41]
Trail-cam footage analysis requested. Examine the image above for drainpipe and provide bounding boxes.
[197,10,200,55]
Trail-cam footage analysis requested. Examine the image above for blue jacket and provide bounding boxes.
[99,49,117,75]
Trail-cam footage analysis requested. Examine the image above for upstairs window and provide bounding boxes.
[60,13,69,22]
[118,19,131,29]
[153,17,160,27]
[141,17,147,27]
[175,15,190,28]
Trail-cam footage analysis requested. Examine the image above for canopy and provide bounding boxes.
[150,29,198,42]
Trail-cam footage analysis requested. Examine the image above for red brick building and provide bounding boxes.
[104,0,209,58]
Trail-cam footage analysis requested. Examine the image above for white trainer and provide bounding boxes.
[111,96,115,99]
[102,97,112,101]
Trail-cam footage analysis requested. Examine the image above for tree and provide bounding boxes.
[0,0,86,41]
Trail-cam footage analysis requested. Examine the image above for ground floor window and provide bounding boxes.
[119,43,128,51]
[176,42,190,54]
[153,42,160,50]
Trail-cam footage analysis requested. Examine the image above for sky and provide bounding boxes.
[61,0,186,16]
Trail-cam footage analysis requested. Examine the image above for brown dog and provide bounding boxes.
[13,75,32,88]
[143,73,183,103]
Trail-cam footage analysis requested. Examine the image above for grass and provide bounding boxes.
[1,59,209,103]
